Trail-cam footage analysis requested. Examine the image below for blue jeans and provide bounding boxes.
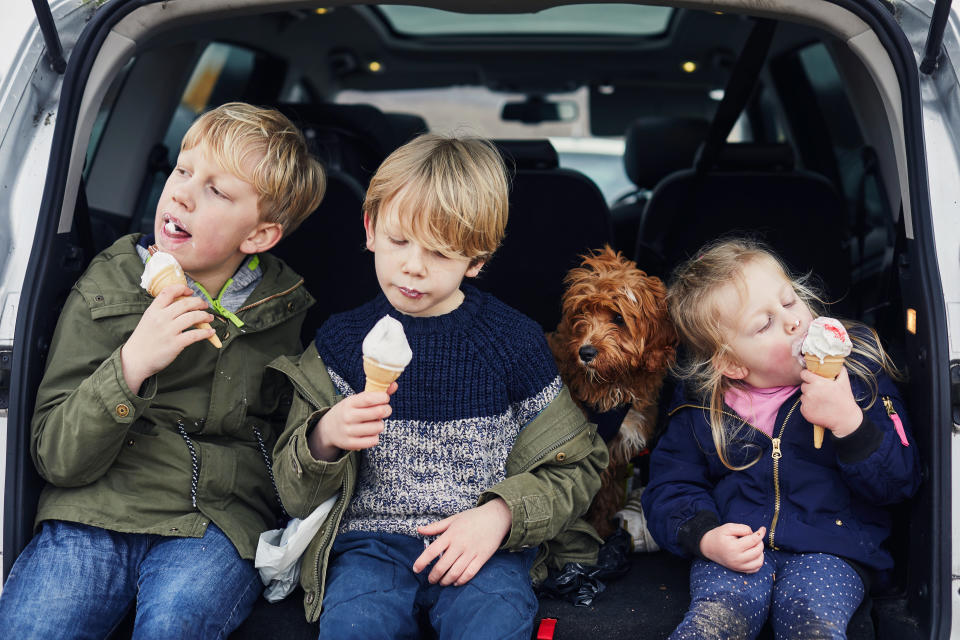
[317,531,538,640]
[0,520,261,639]
[671,550,865,640]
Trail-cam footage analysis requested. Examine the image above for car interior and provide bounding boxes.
[4,2,946,639]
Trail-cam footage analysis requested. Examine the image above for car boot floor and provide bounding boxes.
[226,550,908,639]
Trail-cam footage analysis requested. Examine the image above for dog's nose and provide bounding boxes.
[578,345,598,364]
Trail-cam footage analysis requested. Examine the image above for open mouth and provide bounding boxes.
[162,215,191,239]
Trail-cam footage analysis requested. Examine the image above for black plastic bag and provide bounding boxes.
[536,528,632,607]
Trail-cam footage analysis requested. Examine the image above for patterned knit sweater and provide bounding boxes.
[315,284,563,538]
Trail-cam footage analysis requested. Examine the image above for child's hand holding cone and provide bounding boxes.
[142,246,221,348]
[799,317,852,448]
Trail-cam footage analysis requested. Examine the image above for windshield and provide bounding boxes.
[377,4,673,36]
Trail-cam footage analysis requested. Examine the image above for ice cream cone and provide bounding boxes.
[363,355,404,392]
[144,252,222,348]
[804,353,846,448]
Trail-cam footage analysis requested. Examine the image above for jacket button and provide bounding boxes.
[115,404,130,418]
[555,452,567,462]
[127,439,135,446]
[305,591,315,604]
[287,301,295,311]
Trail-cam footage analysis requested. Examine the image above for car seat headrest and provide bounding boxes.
[696,142,796,172]
[494,139,559,171]
[623,116,710,188]
[385,112,429,147]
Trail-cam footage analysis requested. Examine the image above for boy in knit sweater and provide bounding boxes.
[271,133,607,638]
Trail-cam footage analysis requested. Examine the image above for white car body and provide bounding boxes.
[0,1,957,636]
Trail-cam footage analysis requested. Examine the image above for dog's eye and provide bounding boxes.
[612,313,625,326]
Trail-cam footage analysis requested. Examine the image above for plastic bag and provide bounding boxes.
[536,527,632,607]
[254,494,337,602]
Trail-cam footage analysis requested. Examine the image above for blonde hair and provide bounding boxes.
[363,133,508,262]
[668,236,899,470]
[181,102,325,236]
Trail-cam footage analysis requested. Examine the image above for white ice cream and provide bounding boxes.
[801,316,852,363]
[140,250,183,290]
[362,315,412,369]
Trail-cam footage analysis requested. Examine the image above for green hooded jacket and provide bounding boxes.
[268,342,609,622]
[31,234,314,560]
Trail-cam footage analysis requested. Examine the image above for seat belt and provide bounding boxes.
[635,17,778,275]
[694,18,778,175]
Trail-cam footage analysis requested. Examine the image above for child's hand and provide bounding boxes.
[308,384,397,461]
[799,367,863,438]
[413,498,512,586]
[699,523,766,573]
[121,285,216,393]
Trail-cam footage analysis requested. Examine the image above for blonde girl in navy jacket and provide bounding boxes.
[641,237,920,640]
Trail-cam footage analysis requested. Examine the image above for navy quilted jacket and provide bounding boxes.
[642,354,920,570]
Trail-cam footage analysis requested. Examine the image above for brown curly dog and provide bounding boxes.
[547,246,677,539]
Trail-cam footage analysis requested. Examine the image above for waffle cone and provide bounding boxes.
[804,353,846,448]
[363,355,404,392]
[145,265,222,348]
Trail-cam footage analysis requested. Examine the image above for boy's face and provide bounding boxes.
[364,200,483,318]
[153,143,278,292]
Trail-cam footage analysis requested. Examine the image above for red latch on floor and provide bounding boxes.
[536,617,557,640]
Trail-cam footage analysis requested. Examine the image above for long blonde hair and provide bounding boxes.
[667,237,899,470]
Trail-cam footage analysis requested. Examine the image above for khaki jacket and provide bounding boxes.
[31,234,313,559]
[269,343,608,621]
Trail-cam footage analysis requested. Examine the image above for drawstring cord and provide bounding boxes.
[253,425,289,524]
[175,420,200,509]
[175,421,288,523]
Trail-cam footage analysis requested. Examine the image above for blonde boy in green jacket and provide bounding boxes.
[271,133,608,638]
[0,103,324,638]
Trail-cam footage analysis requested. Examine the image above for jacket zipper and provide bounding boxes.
[768,398,801,548]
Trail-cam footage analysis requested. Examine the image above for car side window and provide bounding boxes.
[794,43,893,285]
[132,43,259,233]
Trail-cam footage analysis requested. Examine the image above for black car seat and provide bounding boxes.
[384,111,429,148]
[270,170,378,343]
[480,140,614,331]
[634,141,852,310]
[278,103,396,186]
[611,117,709,257]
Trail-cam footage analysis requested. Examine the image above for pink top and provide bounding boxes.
[724,385,799,437]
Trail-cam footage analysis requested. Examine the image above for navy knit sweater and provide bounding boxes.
[315,284,563,538]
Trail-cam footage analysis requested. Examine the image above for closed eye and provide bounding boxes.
[757,316,772,333]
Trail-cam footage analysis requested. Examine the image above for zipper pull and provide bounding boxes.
[883,396,909,446]
[771,437,782,460]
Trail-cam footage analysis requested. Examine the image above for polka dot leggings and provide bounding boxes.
[670,550,864,640]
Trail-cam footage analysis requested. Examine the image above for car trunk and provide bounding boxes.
[4,1,949,638]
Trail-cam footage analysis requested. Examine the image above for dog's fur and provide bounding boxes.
[548,246,677,539]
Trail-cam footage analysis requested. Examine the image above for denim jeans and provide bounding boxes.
[0,520,261,639]
[317,531,538,640]
[671,550,865,640]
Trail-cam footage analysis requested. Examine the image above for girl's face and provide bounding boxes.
[714,258,814,388]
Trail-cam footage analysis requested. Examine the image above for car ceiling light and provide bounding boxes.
[682,61,697,73]
[906,308,917,334]
[315,8,329,15]
[368,61,383,73]
[709,89,724,101]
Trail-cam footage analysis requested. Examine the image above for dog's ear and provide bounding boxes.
[643,318,678,373]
